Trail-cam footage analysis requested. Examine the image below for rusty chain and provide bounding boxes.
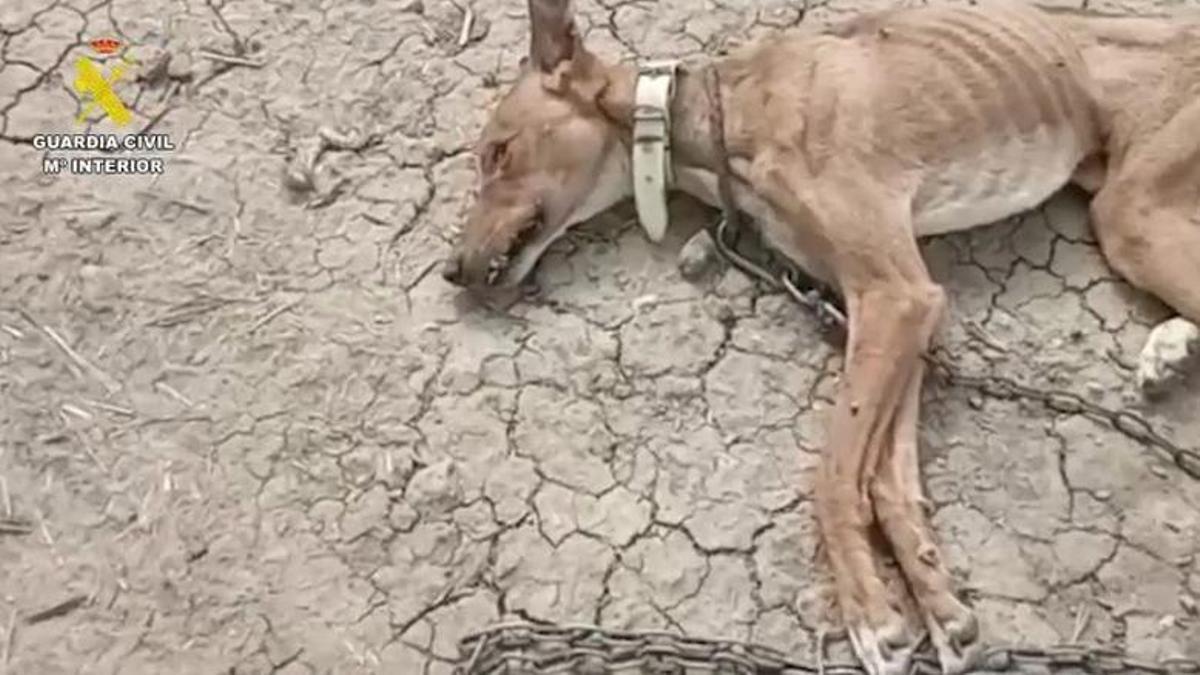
[707,216,1200,481]
[456,622,1200,674]
[921,347,1200,479]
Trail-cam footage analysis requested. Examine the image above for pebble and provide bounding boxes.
[406,459,461,516]
[632,294,658,312]
[167,51,194,80]
[677,230,720,281]
[79,264,122,310]
[1180,595,1197,616]
[389,500,418,531]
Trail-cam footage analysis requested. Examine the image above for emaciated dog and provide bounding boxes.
[441,1,1200,672]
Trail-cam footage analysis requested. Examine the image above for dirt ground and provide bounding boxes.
[1,0,1199,673]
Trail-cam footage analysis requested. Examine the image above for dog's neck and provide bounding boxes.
[604,60,727,212]
[668,63,725,176]
[669,62,734,209]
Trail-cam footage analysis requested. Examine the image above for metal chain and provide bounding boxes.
[707,216,1200,481]
[456,622,1200,674]
[922,348,1200,478]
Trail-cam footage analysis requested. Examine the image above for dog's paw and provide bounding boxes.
[847,614,918,675]
[924,602,981,675]
[677,229,719,281]
[1137,317,1200,395]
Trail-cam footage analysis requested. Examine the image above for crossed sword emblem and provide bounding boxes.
[73,54,134,127]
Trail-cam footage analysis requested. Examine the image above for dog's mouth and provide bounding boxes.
[484,212,543,287]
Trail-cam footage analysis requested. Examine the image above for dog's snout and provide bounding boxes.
[442,255,464,286]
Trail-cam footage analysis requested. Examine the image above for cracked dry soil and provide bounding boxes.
[1,0,1199,673]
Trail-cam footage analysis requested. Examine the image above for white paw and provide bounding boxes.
[846,617,917,675]
[1137,317,1200,394]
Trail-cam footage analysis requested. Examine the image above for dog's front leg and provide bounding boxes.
[818,283,934,675]
[752,161,938,674]
[872,357,982,674]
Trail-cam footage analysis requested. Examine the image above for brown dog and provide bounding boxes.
[442,2,1200,673]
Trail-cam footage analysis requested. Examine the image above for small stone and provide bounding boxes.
[283,165,315,193]
[1094,490,1112,501]
[75,210,116,230]
[677,230,720,281]
[1180,595,1197,616]
[79,264,122,310]
[166,51,195,80]
[405,459,461,517]
[968,393,985,410]
[1150,464,1170,479]
[389,500,419,531]
[339,447,377,487]
[1137,317,1200,394]
[134,49,171,86]
[1158,614,1177,630]
[632,294,658,312]
[710,300,735,323]
[381,447,416,489]
[610,382,633,399]
[341,485,389,541]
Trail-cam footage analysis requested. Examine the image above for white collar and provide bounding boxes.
[631,59,679,243]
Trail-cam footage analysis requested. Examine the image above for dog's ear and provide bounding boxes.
[528,0,578,73]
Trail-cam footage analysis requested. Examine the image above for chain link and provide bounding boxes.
[922,348,1200,479]
[455,623,1200,674]
[706,216,1200,481]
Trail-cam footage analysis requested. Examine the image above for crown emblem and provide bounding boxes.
[90,38,121,55]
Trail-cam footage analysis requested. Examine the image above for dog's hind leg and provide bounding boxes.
[1089,98,1200,394]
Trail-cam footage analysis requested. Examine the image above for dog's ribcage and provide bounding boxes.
[871,4,1103,236]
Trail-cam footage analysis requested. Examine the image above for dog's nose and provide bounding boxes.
[441,255,464,286]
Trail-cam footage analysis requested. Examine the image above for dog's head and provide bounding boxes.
[442,0,638,289]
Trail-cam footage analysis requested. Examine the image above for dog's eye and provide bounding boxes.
[481,139,510,175]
